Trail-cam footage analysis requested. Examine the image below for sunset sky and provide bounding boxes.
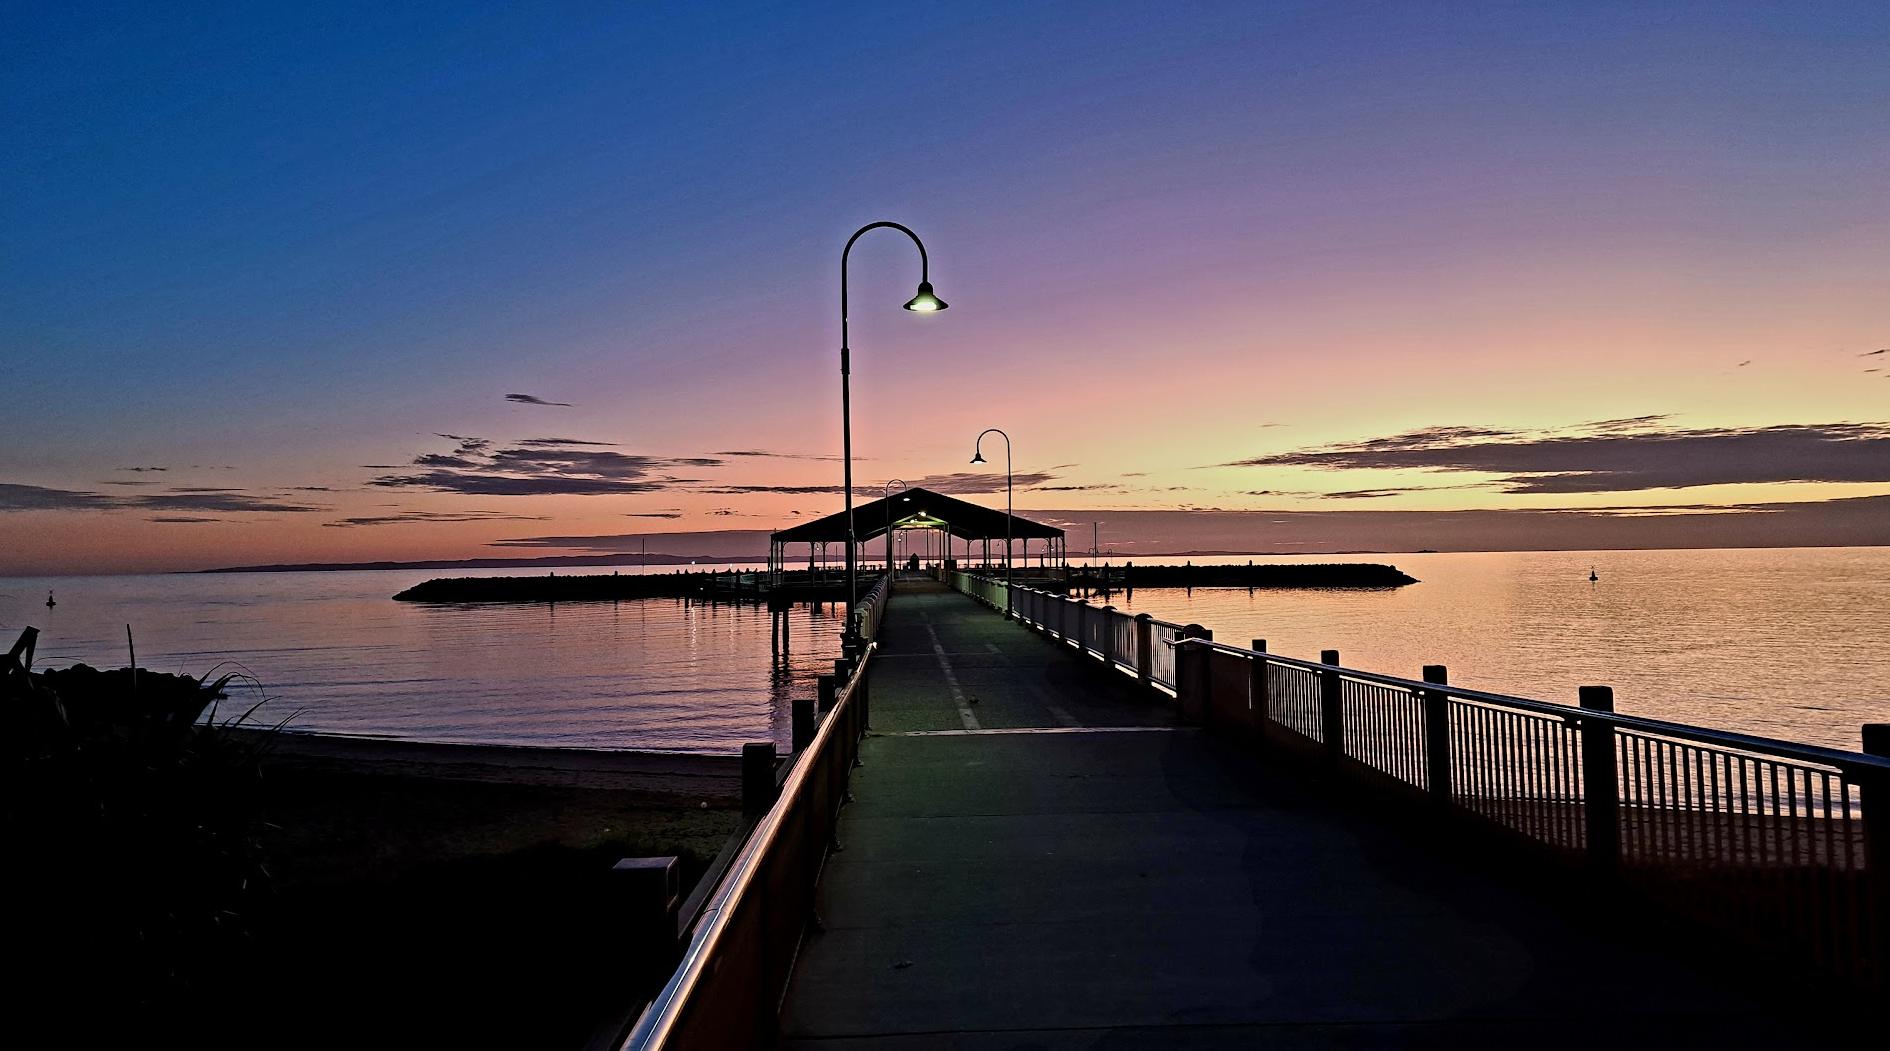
[5,2,1889,574]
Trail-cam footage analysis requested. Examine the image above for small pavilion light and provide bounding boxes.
[903,281,948,313]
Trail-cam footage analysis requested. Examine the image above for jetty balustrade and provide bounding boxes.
[947,570,1889,992]
[619,572,891,1050]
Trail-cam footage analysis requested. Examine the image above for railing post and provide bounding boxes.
[792,696,816,752]
[1100,605,1116,665]
[611,855,682,984]
[741,741,778,816]
[1249,640,1269,741]
[1075,598,1088,655]
[1134,614,1152,687]
[1319,649,1344,761]
[1861,723,1889,981]
[1579,686,1620,870]
[1179,625,1211,723]
[1422,665,1451,803]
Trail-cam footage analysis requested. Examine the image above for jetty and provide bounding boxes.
[393,568,840,607]
[610,569,1886,1049]
[395,490,1415,607]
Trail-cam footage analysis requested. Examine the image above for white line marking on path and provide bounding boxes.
[925,622,981,730]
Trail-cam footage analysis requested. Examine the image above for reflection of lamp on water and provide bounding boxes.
[839,222,947,645]
[971,428,1013,617]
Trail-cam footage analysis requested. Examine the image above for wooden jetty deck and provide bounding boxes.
[772,581,1802,1047]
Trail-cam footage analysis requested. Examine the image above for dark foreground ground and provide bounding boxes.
[213,770,739,1050]
[781,582,1855,1049]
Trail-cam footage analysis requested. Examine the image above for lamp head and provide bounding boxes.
[970,451,986,464]
[903,281,948,313]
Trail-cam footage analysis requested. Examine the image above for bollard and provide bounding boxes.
[833,657,851,685]
[1249,640,1270,738]
[741,742,778,816]
[792,696,815,752]
[817,673,838,712]
[1579,686,1620,870]
[1134,614,1153,688]
[1422,665,1451,803]
[1319,650,1344,761]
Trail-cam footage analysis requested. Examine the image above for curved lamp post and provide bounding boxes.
[970,428,1013,617]
[883,479,908,578]
[841,222,946,645]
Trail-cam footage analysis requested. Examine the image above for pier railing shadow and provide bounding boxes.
[949,570,1890,994]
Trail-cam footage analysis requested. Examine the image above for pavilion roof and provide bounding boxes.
[769,487,1064,545]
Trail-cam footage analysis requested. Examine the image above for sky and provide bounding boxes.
[4,1,1888,574]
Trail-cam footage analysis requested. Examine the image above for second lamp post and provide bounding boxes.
[970,428,1013,617]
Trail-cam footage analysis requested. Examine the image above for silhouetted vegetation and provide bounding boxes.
[6,628,268,1038]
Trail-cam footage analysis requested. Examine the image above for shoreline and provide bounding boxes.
[241,728,747,804]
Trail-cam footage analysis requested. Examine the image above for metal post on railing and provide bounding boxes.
[1249,640,1269,743]
[1320,649,1344,762]
[1579,685,1621,870]
[742,742,778,816]
[1422,665,1451,803]
[1135,614,1153,687]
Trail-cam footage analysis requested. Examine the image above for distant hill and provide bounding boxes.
[195,552,768,574]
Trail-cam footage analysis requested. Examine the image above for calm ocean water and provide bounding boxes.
[3,547,1885,753]
[0,565,842,753]
[1081,547,1890,752]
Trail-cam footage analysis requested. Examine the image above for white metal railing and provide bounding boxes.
[948,570,1890,990]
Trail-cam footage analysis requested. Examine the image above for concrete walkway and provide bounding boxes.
[779,582,1796,1048]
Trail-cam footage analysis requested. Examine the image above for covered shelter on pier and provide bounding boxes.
[767,486,1066,581]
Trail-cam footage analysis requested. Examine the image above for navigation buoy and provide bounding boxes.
[1588,567,1599,583]
[45,590,56,608]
